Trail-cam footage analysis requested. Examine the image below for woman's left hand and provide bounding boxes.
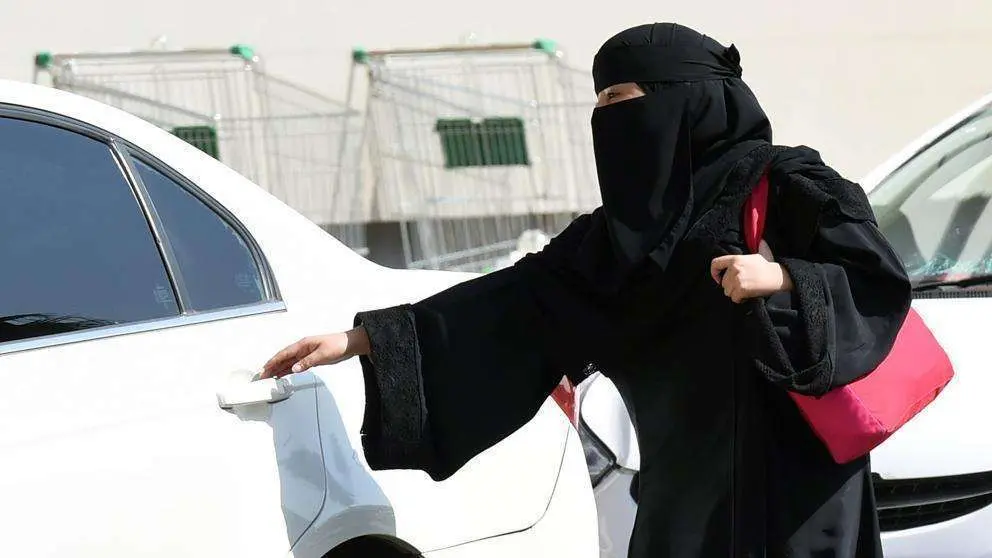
[710,245,793,303]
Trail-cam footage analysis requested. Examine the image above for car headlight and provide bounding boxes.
[578,419,618,487]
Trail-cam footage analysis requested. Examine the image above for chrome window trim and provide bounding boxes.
[108,137,191,311]
[0,103,117,145]
[0,302,286,356]
[0,103,286,353]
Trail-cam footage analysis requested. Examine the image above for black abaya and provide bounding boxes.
[354,145,912,557]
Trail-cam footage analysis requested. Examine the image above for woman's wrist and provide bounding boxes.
[776,263,794,292]
[345,326,371,357]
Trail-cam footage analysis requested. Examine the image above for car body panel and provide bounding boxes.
[880,502,992,558]
[0,309,325,556]
[579,372,639,472]
[421,429,599,558]
[592,468,637,558]
[870,298,992,480]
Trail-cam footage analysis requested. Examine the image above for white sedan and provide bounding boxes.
[0,79,598,558]
[580,92,992,558]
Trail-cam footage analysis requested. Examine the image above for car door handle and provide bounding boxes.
[217,376,294,409]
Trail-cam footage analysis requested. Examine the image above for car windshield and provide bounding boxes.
[869,102,992,286]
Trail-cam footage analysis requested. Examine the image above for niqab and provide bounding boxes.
[588,23,773,287]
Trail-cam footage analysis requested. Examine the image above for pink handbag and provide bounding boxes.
[743,173,955,464]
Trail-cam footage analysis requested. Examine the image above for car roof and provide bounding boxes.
[0,78,275,213]
[0,79,189,151]
[860,91,992,193]
[0,78,382,275]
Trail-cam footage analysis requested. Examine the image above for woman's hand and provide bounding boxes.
[260,326,371,379]
[710,243,793,303]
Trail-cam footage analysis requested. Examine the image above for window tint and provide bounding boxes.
[133,158,266,311]
[0,118,179,343]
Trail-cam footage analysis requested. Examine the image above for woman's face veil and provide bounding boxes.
[588,23,772,278]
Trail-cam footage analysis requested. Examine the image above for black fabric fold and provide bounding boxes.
[354,305,436,474]
[592,23,743,92]
[593,43,742,91]
[353,253,608,481]
[770,147,877,253]
[743,190,912,397]
[748,258,836,396]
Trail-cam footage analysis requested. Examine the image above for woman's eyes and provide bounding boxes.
[607,91,638,104]
[596,87,643,107]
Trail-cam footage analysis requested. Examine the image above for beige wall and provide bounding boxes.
[4,1,991,179]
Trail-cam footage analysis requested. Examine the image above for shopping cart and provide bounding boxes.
[349,39,600,271]
[34,45,369,253]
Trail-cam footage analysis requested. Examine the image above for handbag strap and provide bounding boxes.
[743,172,770,254]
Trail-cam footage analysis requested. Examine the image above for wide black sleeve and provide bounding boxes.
[354,215,616,481]
[749,214,912,397]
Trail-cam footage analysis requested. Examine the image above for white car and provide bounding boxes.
[580,93,992,558]
[0,79,598,558]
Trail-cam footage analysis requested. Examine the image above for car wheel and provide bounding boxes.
[323,535,422,558]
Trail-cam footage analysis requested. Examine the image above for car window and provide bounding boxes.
[869,107,992,283]
[132,157,266,311]
[0,117,179,343]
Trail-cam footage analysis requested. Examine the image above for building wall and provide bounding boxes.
[3,1,991,180]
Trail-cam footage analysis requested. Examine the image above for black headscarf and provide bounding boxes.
[589,23,773,279]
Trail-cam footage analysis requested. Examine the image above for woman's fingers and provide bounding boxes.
[711,254,755,303]
[711,255,736,284]
[261,333,351,379]
[715,256,786,303]
[720,264,738,296]
[729,286,745,304]
[290,349,325,374]
[261,338,316,379]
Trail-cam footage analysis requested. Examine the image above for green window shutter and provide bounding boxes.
[171,125,220,160]
[435,117,529,168]
[480,117,529,166]
[435,119,481,169]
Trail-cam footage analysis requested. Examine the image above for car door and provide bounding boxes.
[0,110,325,557]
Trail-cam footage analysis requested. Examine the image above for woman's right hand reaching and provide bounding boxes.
[260,326,371,379]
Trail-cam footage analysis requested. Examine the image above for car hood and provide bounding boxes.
[870,296,992,479]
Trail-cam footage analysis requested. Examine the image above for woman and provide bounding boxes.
[263,23,911,558]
